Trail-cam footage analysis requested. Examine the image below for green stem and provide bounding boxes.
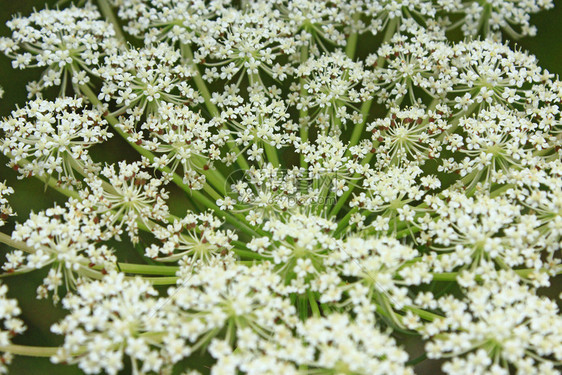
[395,224,420,239]
[191,190,262,237]
[329,152,373,219]
[489,183,514,198]
[180,44,219,117]
[376,18,399,67]
[334,207,359,236]
[406,353,428,366]
[79,267,178,285]
[298,294,309,321]
[346,99,373,156]
[231,246,266,260]
[264,144,280,168]
[308,290,321,317]
[5,155,80,201]
[299,45,309,169]
[403,306,442,322]
[0,344,59,357]
[477,3,493,38]
[96,0,126,42]
[248,73,280,167]
[0,232,36,253]
[94,263,179,276]
[203,167,227,196]
[345,13,361,59]
[128,276,178,285]
[431,267,562,282]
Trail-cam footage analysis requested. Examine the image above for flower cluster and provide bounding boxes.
[0,182,14,227]
[51,273,166,375]
[425,267,562,375]
[0,283,25,374]
[0,0,561,374]
[0,97,112,185]
[5,204,116,302]
[0,4,120,96]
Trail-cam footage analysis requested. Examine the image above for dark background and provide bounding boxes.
[0,1,561,374]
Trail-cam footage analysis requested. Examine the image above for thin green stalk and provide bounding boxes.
[232,248,266,260]
[431,267,562,282]
[6,155,80,200]
[345,13,361,59]
[329,152,374,219]
[94,263,179,276]
[127,276,178,285]
[96,0,126,42]
[248,73,280,167]
[376,18,399,67]
[477,3,493,39]
[190,190,262,237]
[345,99,373,156]
[90,271,179,285]
[180,43,219,117]
[202,182,222,201]
[334,207,359,236]
[264,144,280,168]
[0,345,60,357]
[299,45,309,169]
[308,291,321,317]
[203,167,228,196]
[320,303,332,315]
[404,306,442,322]
[0,232,36,253]
[395,224,420,239]
[298,294,309,321]
[406,353,428,366]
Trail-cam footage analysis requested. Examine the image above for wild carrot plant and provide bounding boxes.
[0,1,561,374]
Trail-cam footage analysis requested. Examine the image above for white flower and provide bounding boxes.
[0,4,120,96]
[0,181,14,227]
[0,97,112,186]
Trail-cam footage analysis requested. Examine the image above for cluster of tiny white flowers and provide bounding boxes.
[116,0,228,43]
[425,268,562,375]
[51,273,168,375]
[0,4,120,96]
[5,204,117,302]
[88,160,171,242]
[336,236,432,319]
[294,51,369,132]
[97,43,198,115]
[419,191,549,271]
[0,0,561,374]
[0,182,14,227]
[147,211,237,262]
[458,0,554,39]
[0,97,112,185]
[212,313,414,375]
[248,213,339,293]
[120,104,226,188]
[0,283,25,374]
[196,4,296,86]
